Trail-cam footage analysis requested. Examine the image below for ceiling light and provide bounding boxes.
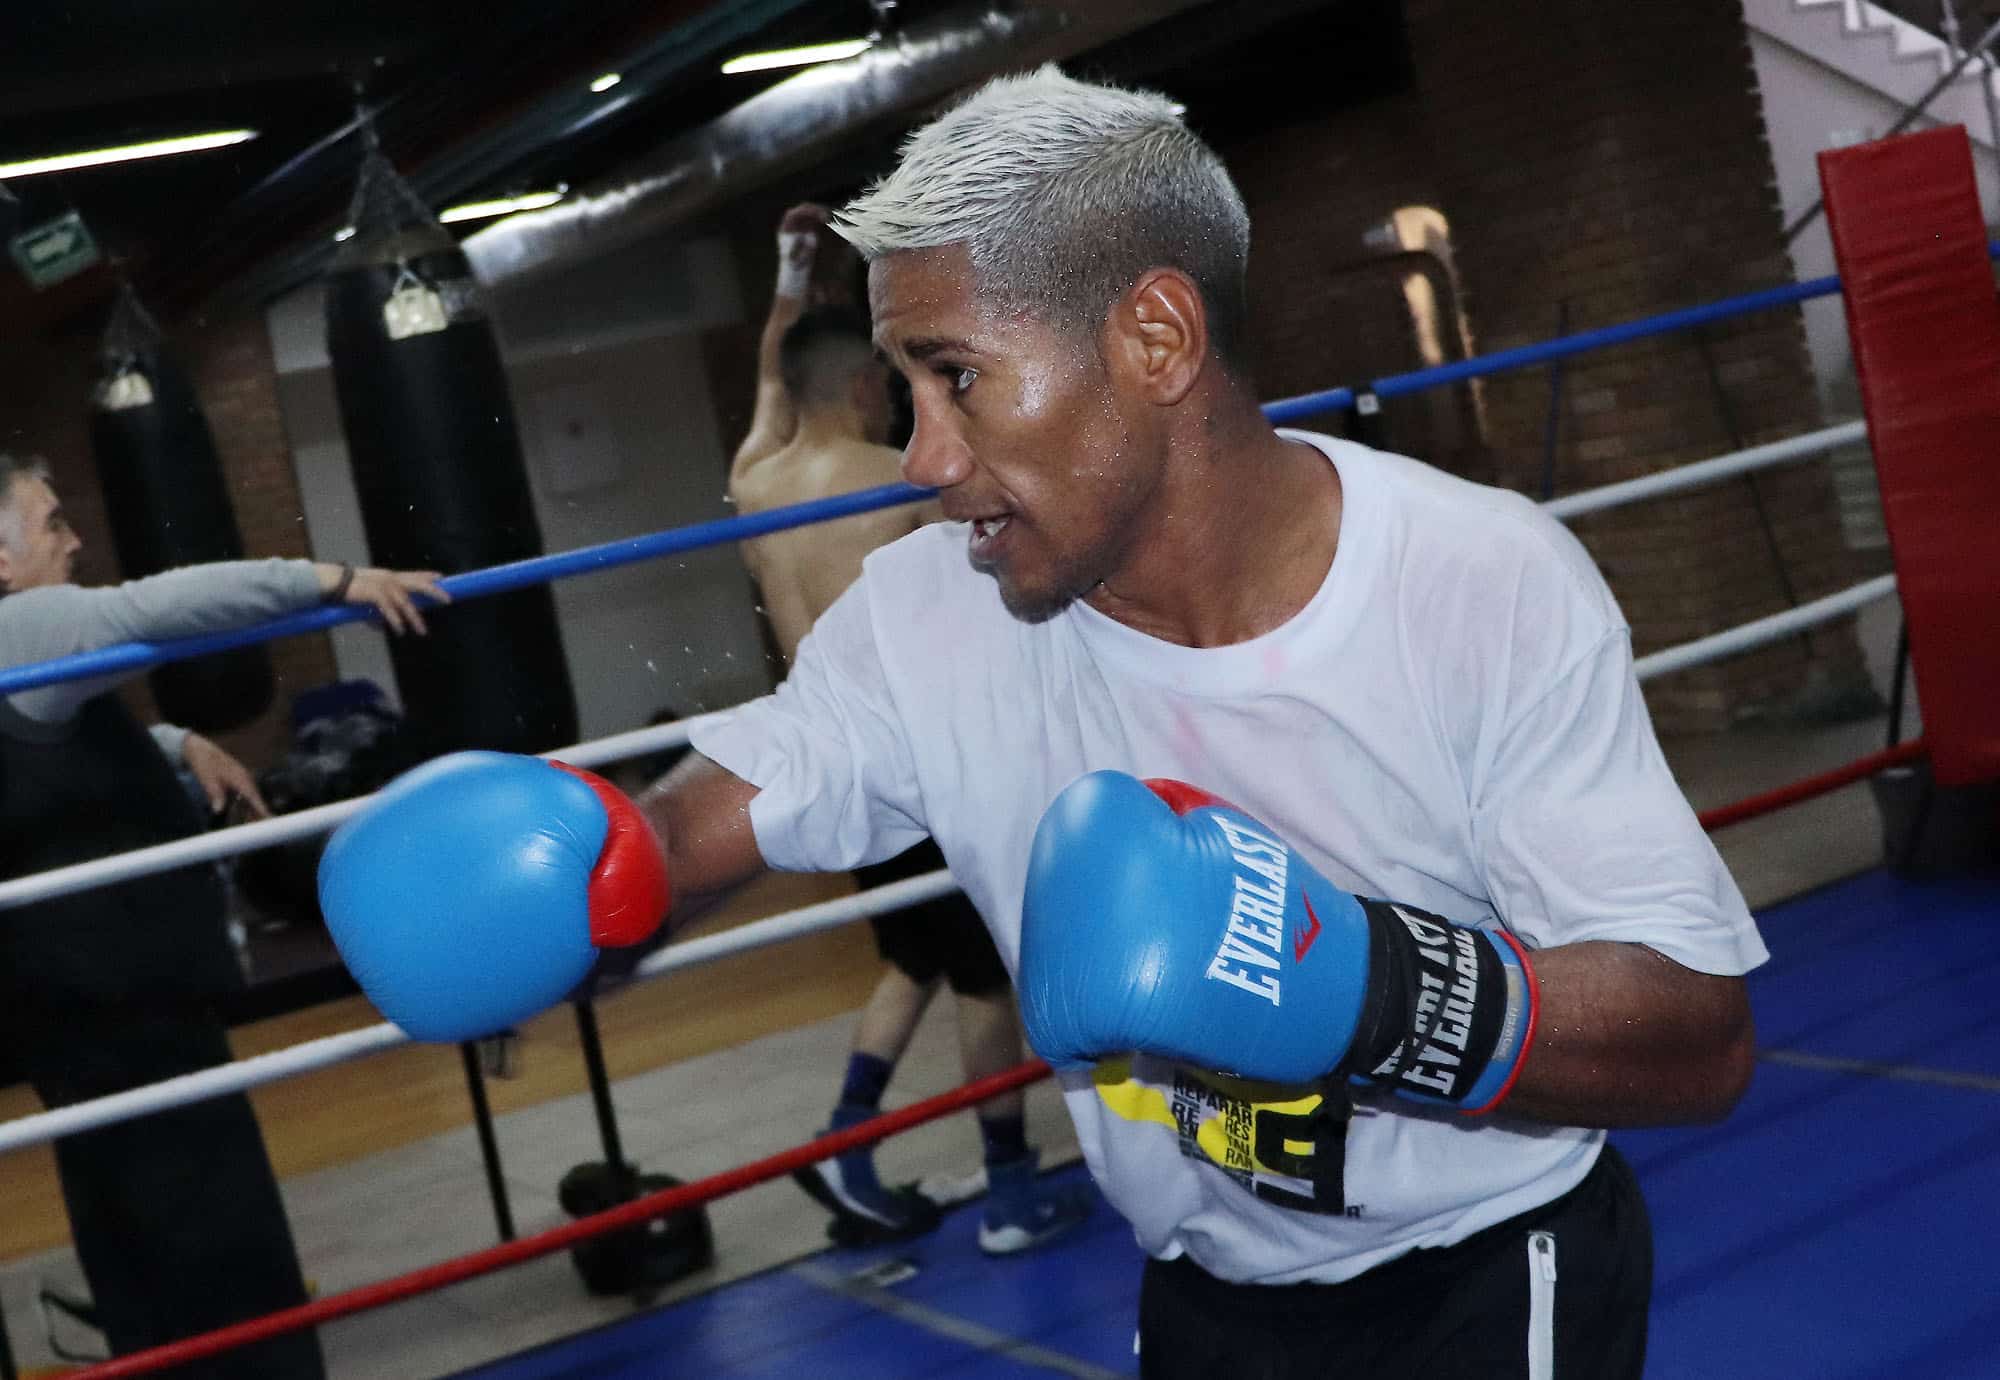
[438,190,567,224]
[0,129,258,180]
[720,38,873,75]
[332,188,565,242]
[591,73,623,93]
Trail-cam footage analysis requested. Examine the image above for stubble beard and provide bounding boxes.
[982,537,1114,626]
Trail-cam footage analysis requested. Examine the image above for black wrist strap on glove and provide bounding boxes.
[1340,898,1539,1113]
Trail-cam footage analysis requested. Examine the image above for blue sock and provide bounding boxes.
[979,1112,1029,1169]
[838,1053,894,1113]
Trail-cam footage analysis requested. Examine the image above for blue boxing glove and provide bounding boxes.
[318,751,669,1043]
[1021,771,1539,1114]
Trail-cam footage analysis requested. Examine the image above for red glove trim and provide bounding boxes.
[1142,778,1242,817]
[1459,928,1540,1117]
[549,761,670,947]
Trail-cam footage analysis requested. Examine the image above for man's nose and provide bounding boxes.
[900,414,972,490]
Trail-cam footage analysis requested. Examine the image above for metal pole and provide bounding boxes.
[572,1001,630,1188]
[1886,618,1912,750]
[458,1043,517,1242]
[1936,0,2000,213]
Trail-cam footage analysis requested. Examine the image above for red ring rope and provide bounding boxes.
[65,1059,1052,1379]
[1695,739,1925,832]
[55,737,1935,1377]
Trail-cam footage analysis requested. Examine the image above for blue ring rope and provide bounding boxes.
[0,482,931,697]
[12,244,1995,697]
[1261,274,1843,423]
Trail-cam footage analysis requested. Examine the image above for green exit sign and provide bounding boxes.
[9,212,101,289]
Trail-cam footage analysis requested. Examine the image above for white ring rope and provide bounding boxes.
[1631,573,1898,682]
[0,422,1899,1151]
[0,573,1907,1153]
[1542,419,1867,521]
[0,419,1886,916]
[0,715,723,914]
[0,869,960,1156]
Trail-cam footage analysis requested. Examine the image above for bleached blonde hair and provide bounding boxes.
[835,65,1251,362]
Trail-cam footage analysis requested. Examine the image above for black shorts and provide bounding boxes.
[1137,1143,1652,1380]
[852,839,1008,997]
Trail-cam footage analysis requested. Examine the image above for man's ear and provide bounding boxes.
[1107,268,1208,407]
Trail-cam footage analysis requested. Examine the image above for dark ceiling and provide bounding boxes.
[0,0,918,329]
[0,0,1411,337]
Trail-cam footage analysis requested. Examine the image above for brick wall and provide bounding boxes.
[1219,0,1876,732]
[0,307,335,771]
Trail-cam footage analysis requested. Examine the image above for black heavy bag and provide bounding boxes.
[322,152,575,757]
[89,286,275,731]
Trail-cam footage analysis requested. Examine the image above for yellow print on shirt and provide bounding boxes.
[1093,1058,1354,1215]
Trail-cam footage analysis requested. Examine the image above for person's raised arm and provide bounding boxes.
[732,203,836,481]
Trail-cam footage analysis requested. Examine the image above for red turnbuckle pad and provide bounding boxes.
[549,761,670,946]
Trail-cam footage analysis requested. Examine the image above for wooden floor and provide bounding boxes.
[0,871,880,1261]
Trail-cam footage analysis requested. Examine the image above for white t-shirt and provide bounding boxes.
[692,431,1767,1285]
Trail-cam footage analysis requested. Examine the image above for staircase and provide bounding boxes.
[1739,0,2000,553]
[1747,0,2000,149]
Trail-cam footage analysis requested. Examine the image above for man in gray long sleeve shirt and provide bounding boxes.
[2,457,440,811]
[0,452,443,1374]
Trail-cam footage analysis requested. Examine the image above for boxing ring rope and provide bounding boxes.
[1540,420,1867,522]
[1694,740,1926,834]
[1629,573,1897,683]
[0,405,1908,1148]
[63,1059,1055,1380]
[0,423,1892,917]
[0,629,1918,1162]
[0,713,727,913]
[0,867,962,1157]
[1260,241,2000,424]
[0,255,1934,1373]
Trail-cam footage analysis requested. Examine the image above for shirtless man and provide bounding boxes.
[725,205,1089,1254]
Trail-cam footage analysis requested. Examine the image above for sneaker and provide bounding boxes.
[977,1153,1093,1256]
[794,1153,941,1246]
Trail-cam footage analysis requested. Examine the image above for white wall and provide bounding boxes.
[1746,13,2000,412]
[266,232,775,742]
[1742,3,2000,559]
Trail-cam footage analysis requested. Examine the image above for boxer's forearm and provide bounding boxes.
[1496,941,1755,1128]
[636,750,770,935]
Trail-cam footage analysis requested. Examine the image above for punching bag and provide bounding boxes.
[89,285,275,731]
[322,151,575,757]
